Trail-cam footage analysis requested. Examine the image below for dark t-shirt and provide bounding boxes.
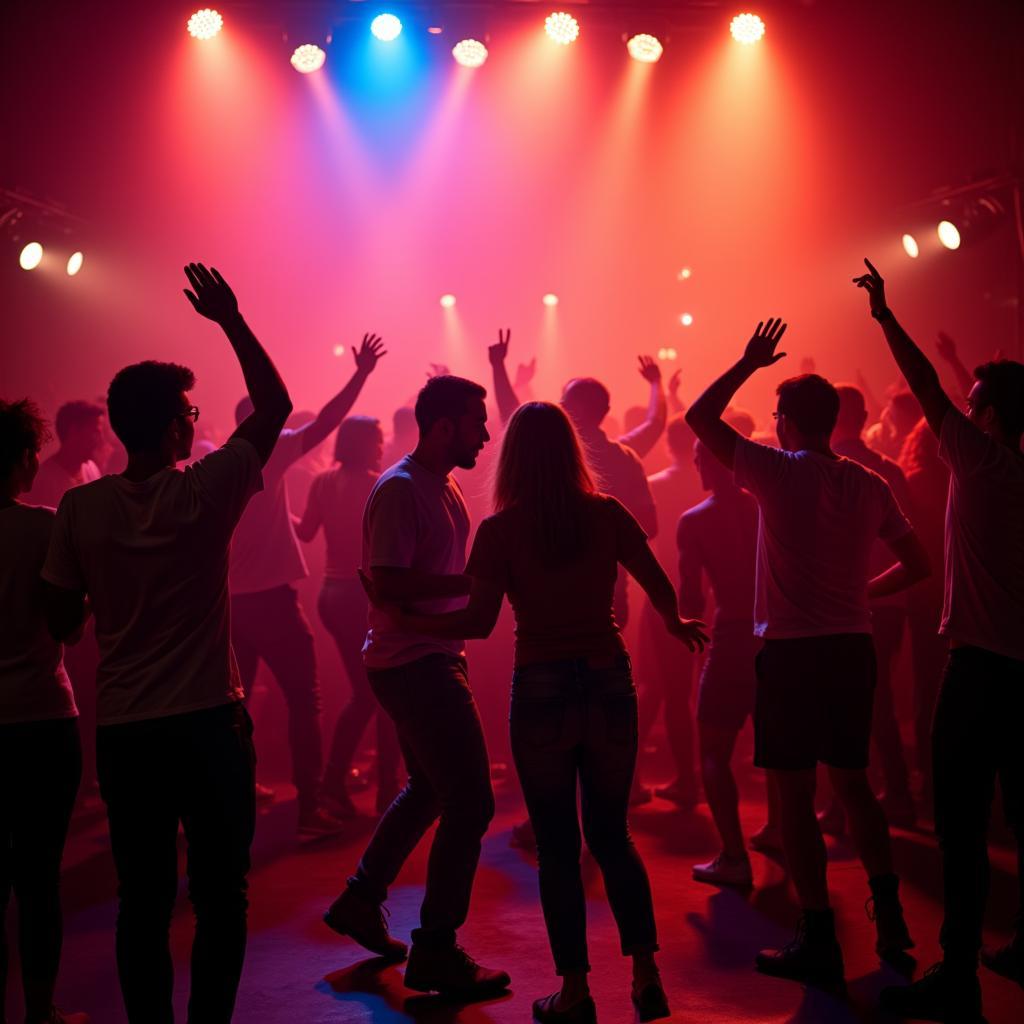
[465,494,648,667]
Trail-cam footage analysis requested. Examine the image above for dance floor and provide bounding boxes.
[23,734,1023,1024]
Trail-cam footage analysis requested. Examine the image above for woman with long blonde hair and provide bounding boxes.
[367,401,706,1024]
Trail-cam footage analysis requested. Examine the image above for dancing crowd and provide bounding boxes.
[1,260,1022,1024]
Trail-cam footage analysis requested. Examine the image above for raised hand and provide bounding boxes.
[936,331,958,363]
[638,355,661,382]
[426,363,450,380]
[667,369,682,397]
[514,357,537,389]
[742,318,788,368]
[488,328,511,368]
[853,258,887,316]
[665,615,709,653]
[353,333,387,374]
[183,263,239,324]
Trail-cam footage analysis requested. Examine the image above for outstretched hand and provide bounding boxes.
[353,333,387,374]
[665,615,709,653]
[514,357,537,388]
[853,258,888,316]
[742,318,788,369]
[183,263,239,324]
[667,369,682,396]
[427,363,450,380]
[488,329,511,368]
[638,355,661,383]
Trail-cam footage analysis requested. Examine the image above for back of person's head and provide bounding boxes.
[55,399,104,444]
[560,377,611,430]
[107,361,196,453]
[899,416,941,479]
[889,389,922,434]
[495,401,597,565]
[723,407,756,438]
[0,398,50,484]
[775,374,840,440]
[334,415,382,467]
[972,360,1024,440]
[414,375,486,436]
[392,405,417,439]
[623,405,646,434]
[834,384,868,438]
[666,413,694,462]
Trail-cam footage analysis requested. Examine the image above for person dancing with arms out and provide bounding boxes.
[854,260,1024,1024]
[686,318,930,990]
[365,401,707,1024]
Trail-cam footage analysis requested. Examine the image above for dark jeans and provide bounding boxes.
[97,703,256,1024]
[933,645,1024,969]
[511,655,658,975]
[232,584,322,813]
[907,589,947,798]
[0,717,81,1023]
[351,654,494,944]
[871,604,912,800]
[317,581,401,801]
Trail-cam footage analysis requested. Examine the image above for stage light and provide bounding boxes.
[657,347,678,361]
[452,39,488,68]
[19,242,43,271]
[680,313,694,327]
[371,14,403,42]
[187,9,223,40]
[627,34,663,63]
[902,234,920,259]
[332,344,346,357]
[542,293,559,307]
[290,44,326,74]
[730,13,765,45]
[440,294,456,308]
[937,220,961,250]
[66,251,84,276]
[427,27,444,36]
[677,267,692,280]
[545,12,580,46]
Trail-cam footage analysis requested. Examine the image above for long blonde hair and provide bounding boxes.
[494,402,597,565]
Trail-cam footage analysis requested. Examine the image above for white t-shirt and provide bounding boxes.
[362,455,470,669]
[939,409,1024,660]
[42,438,263,725]
[229,429,308,595]
[25,456,101,508]
[733,437,911,639]
[0,503,77,724]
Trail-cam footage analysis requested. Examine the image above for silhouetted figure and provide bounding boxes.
[681,439,762,886]
[382,405,417,470]
[367,401,706,1023]
[866,388,922,460]
[42,264,291,1024]
[0,399,87,1024]
[229,334,385,839]
[24,400,105,507]
[687,319,929,990]
[854,261,1024,1022]
[323,375,509,1000]
[295,415,402,817]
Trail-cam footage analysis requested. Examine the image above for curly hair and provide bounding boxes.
[0,398,51,479]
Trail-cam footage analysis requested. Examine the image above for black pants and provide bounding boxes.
[97,703,256,1024]
[351,654,494,944]
[511,656,658,975]
[317,581,401,801]
[231,585,322,814]
[933,645,1024,969]
[871,604,912,799]
[0,717,81,1023]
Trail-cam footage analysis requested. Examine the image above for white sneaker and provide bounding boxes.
[692,853,753,887]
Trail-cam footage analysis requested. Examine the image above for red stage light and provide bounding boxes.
[627,34,663,64]
[730,13,765,45]
[290,44,326,74]
[902,234,920,259]
[187,9,223,41]
[545,12,580,46]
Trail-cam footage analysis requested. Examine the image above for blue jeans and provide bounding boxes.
[511,655,658,974]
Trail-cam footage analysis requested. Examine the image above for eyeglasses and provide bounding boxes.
[772,411,781,420]
[178,405,200,423]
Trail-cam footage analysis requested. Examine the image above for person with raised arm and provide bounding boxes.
[685,318,929,990]
[363,400,706,1024]
[854,260,1024,1023]
[41,264,291,1024]
[228,333,386,840]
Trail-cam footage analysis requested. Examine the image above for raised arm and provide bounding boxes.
[853,260,953,437]
[183,263,292,466]
[666,369,685,415]
[686,319,788,469]
[619,356,667,458]
[293,334,386,455]
[488,329,521,425]
[621,542,707,651]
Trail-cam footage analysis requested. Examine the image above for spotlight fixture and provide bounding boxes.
[290,44,326,73]
[730,13,765,45]
[19,242,43,271]
[440,294,457,308]
[542,293,559,307]
[657,347,678,361]
[627,34,663,64]
[901,234,920,259]
[187,9,223,40]
[332,344,346,357]
[371,14,403,42]
[677,267,692,280]
[545,12,580,46]
[680,313,694,327]
[937,220,961,250]
[66,251,84,276]
[427,27,444,36]
[452,39,488,68]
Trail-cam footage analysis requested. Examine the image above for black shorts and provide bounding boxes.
[754,633,876,771]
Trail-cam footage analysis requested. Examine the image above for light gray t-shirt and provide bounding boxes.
[361,455,470,669]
